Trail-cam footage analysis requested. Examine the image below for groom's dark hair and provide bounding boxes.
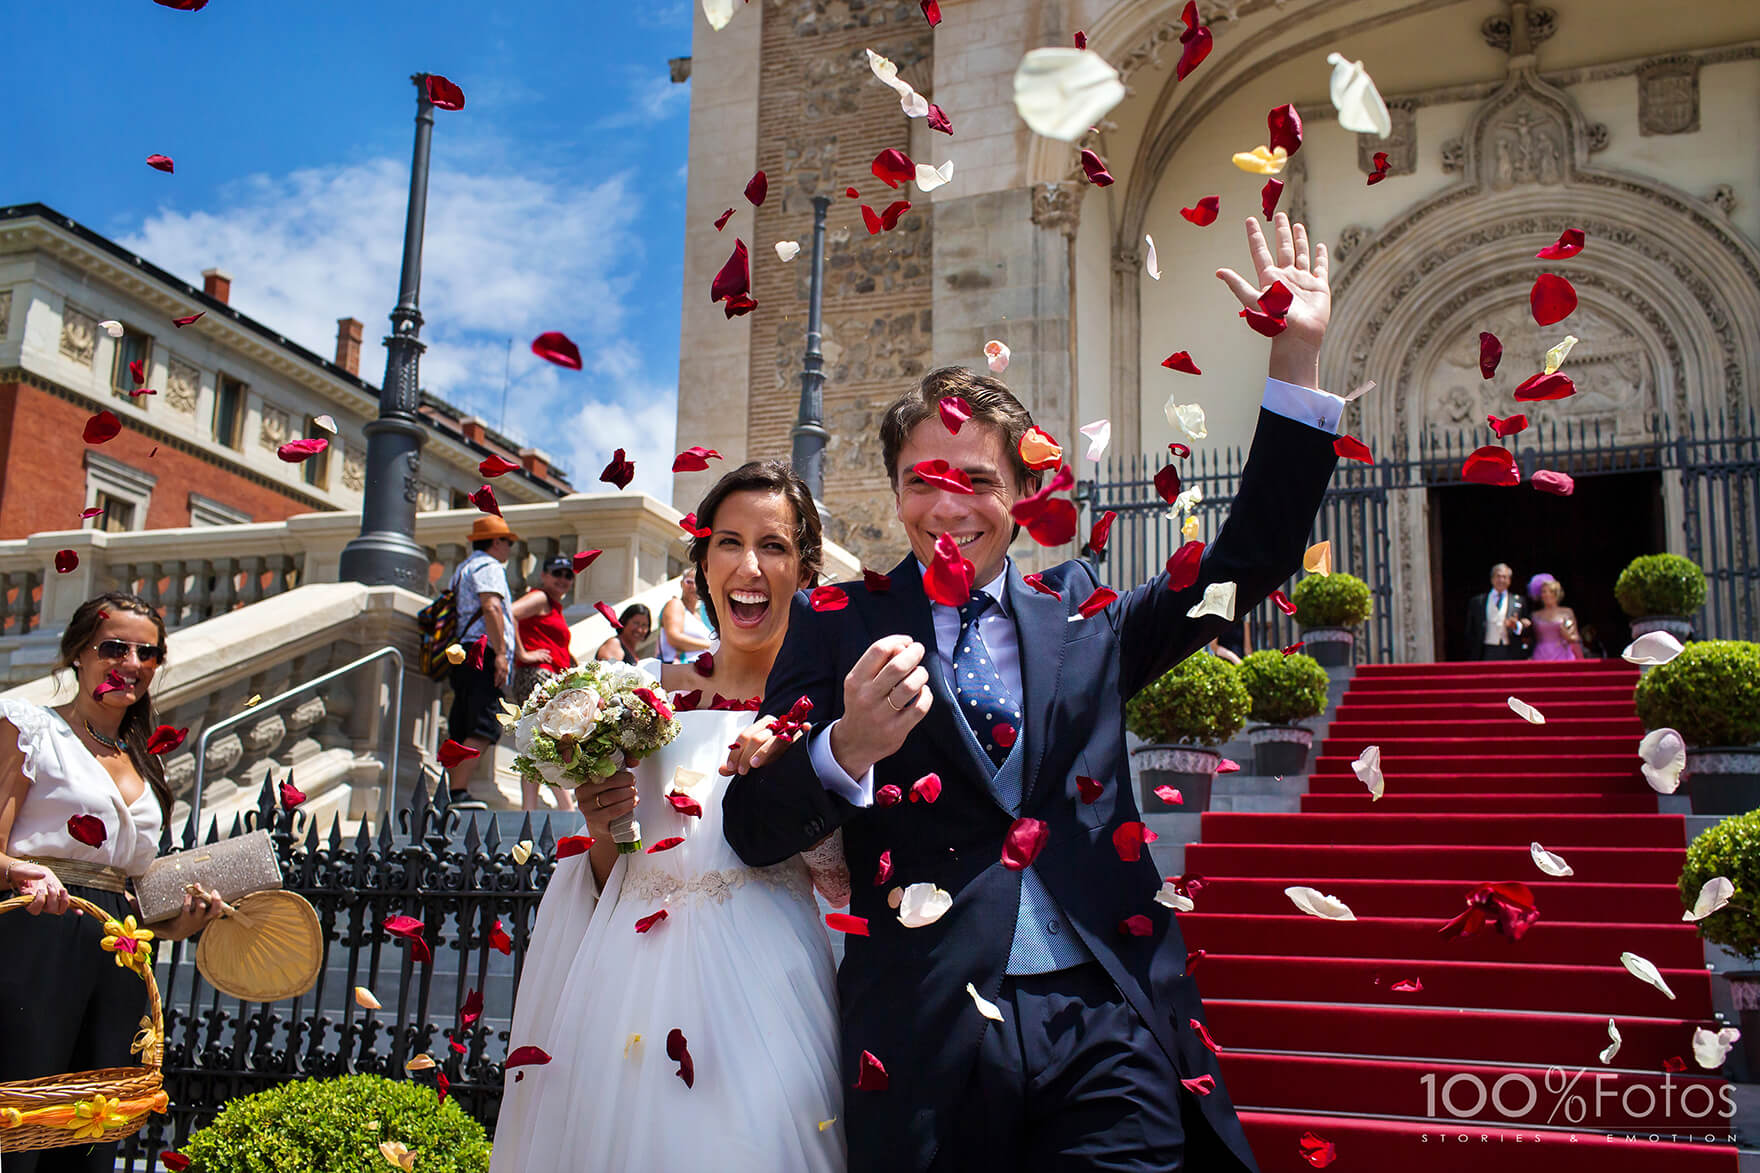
[880,367,1041,493]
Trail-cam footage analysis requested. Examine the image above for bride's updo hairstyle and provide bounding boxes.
[686,460,825,633]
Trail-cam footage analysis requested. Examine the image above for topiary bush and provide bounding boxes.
[1126,653,1251,746]
[174,1074,491,1173]
[1680,811,1760,961]
[1237,650,1330,725]
[1633,640,1760,747]
[1615,553,1707,618]
[1290,572,1372,629]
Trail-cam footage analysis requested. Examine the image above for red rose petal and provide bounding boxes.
[1018,426,1063,471]
[280,779,307,808]
[1487,412,1528,438]
[128,359,146,386]
[1531,469,1575,496]
[1073,30,1087,48]
[1333,434,1374,464]
[827,912,870,936]
[161,1151,192,1171]
[854,1050,889,1091]
[1391,977,1424,993]
[1269,589,1296,616]
[479,454,520,477]
[647,837,686,854]
[1165,540,1205,590]
[713,207,736,231]
[910,774,942,803]
[723,292,758,318]
[1176,1,1213,80]
[489,918,514,954]
[672,445,723,473]
[1190,1018,1222,1053]
[936,396,972,435]
[1267,103,1302,155]
[467,484,501,517]
[1536,228,1584,260]
[880,200,912,231]
[1367,151,1391,184]
[1187,948,1206,971]
[1153,784,1184,805]
[1079,149,1115,187]
[913,459,974,495]
[93,671,129,700]
[920,0,941,25]
[923,532,976,606]
[1663,1056,1687,1074]
[1239,308,1288,337]
[83,410,122,445]
[810,585,850,612]
[1182,1074,1215,1096]
[1479,331,1503,379]
[1513,371,1576,401]
[424,74,466,111]
[845,186,860,199]
[876,784,903,807]
[449,1038,466,1056]
[710,240,751,303]
[993,724,1017,748]
[459,988,484,1026]
[1299,1129,1338,1167]
[437,739,481,769]
[1077,587,1117,618]
[926,104,954,135]
[383,914,433,965]
[54,549,78,574]
[872,148,915,189]
[744,170,768,207]
[1119,914,1153,937]
[1153,463,1183,503]
[531,331,583,370]
[1112,820,1156,862]
[1168,442,1191,459]
[436,1072,450,1100]
[1461,445,1520,487]
[634,687,675,722]
[146,725,188,755]
[555,835,595,860]
[146,154,174,173]
[635,909,669,934]
[172,312,204,327]
[593,601,624,631]
[80,507,104,520]
[1261,178,1284,218]
[1013,495,1079,546]
[1257,280,1294,318]
[667,792,704,818]
[1001,817,1049,870]
[874,850,893,885]
[1161,351,1201,375]
[1181,196,1220,226]
[1022,572,1062,600]
[599,448,635,489]
[862,568,892,593]
[507,1045,552,1069]
[1087,511,1117,557]
[67,813,107,848]
[1077,775,1103,803]
[1530,272,1577,326]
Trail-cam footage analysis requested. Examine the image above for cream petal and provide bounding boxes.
[1508,696,1546,725]
[1543,335,1579,375]
[703,0,738,30]
[900,89,930,118]
[1693,1026,1741,1069]
[1079,418,1112,461]
[1303,540,1333,576]
[1638,727,1687,794]
[1230,145,1288,175]
[984,339,1011,373]
[1599,1019,1622,1065]
[1351,744,1384,801]
[1181,515,1201,539]
[1530,841,1574,877]
[1285,886,1357,921]
[312,414,338,434]
[1166,399,1208,440]
[404,1053,436,1071]
[1327,52,1392,137]
[775,240,802,262]
[1155,880,1196,911]
[1186,580,1237,621]
[1012,48,1126,143]
[898,882,953,927]
[1144,234,1161,281]
[1620,950,1676,999]
[98,320,126,338]
[966,981,1005,1021]
[354,986,382,1010]
[511,839,534,865]
[914,161,955,193]
[1622,631,1685,666]
[1683,876,1734,922]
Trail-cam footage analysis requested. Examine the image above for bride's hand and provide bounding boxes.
[574,770,638,841]
[721,716,788,777]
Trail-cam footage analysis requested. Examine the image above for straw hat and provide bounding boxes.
[469,515,519,543]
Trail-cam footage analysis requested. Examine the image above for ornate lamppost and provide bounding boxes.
[789,195,832,500]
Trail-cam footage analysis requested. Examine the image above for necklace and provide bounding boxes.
[85,720,126,752]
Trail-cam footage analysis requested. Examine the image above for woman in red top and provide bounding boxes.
[511,555,578,811]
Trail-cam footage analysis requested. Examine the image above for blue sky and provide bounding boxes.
[7,1,696,494]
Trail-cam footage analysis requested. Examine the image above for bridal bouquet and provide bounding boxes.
[511,661,682,853]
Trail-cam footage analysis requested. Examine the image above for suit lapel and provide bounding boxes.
[878,554,994,783]
[1004,563,1068,805]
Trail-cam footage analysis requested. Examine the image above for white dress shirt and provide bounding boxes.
[1485,589,1510,645]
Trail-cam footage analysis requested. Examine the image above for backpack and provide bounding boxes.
[417,562,483,679]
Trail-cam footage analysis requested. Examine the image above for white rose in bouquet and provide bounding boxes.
[537,687,601,741]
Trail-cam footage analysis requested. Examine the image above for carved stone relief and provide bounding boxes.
[1440,139,1465,174]
[1639,58,1699,136]
[342,446,367,491]
[1281,152,1309,226]
[1481,5,1557,52]
[1333,226,1370,267]
[1710,185,1737,216]
[165,358,200,413]
[286,696,327,732]
[1484,103,1568,189]
[1031,183,1080,240]
[1358,101,1417,178]
[0,289,11,341]
[417,481,445,512]
[259,404,291,451]
[60,305,98,366]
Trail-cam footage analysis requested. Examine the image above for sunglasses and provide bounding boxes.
[94,639,165,665]
[546,568,575,580]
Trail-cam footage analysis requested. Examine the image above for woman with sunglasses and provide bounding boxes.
[510,556,580,811]
[0,592,225,1173]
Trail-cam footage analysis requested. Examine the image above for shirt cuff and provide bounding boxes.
[808,722,875,808]
[1262,376,1345,435]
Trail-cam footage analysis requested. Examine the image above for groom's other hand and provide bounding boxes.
[1215,211,1332,390]
[830,634,933,779]
[722,715,792,777]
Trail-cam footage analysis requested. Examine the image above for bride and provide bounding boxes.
[491,460,847,1172]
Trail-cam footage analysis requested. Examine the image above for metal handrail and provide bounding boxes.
[188,646,404,822]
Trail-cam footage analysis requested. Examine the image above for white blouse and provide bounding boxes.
[1,698,162,878]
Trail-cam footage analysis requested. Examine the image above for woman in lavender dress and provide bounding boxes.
[1527,573,1586,661]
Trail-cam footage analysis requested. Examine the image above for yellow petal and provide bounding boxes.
[379,1140,416,1171]
[354,986,382,1011]
[404,1053,436,1072]
[1181,515,1201,540]
[243,694,261,708]
[817,1117,838,1132]
[1543,334,1579,375]
[512,840,534,865]
[1303,540,1332,576]
[1230,145,1288,175]
[445,643,468,665]
[966,982,1005,1021]
[624,1033,643,1060]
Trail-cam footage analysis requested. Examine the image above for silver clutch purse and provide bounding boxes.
[136,829,283,925]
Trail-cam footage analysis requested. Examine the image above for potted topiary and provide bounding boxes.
[1679,811,1760,1077]
[1126,653,1251,813]
[1290,572,1373,668]
[1634,640,1760,815]
[169,1073,491,1172]
[1615,553,1707,643]
[1237,650,1330,776]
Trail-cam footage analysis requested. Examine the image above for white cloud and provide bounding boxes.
[118,154,677,497]
[594,72,690,130]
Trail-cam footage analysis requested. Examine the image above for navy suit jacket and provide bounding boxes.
[723,408,1339,1173]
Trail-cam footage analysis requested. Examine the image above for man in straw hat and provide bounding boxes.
[445,515,520,809]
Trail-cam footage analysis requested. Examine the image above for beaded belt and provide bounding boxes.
[17,855,129,894]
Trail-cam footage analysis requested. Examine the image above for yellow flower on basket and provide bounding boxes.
[67,1094,130,1141]
[101,916,155,977]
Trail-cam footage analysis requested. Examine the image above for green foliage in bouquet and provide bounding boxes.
[1681,811,1760,962]
[1634,640,1760,748]
[511,661,681,787]
[1290,572,1372,629]
[1126,654,1251,747]
[174,1074,490,1173]
[1237,650,1330,725]
[1615,553,1707,618]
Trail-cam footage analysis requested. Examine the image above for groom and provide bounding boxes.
[724,215,1344,1172]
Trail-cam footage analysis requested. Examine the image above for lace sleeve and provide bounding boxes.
[800,828,851,909]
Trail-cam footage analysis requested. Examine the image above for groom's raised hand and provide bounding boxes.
[1215,212,1331,390]
[828,634,933,781]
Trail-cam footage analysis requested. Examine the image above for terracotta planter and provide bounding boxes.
[1684,747,1760,815]
[1133,744,1219,813]
[1247,724,1314,776]
[1299,626,1355,668]
[1630,615,1693,642]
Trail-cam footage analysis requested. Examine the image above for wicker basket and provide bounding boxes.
[0,893,168,1153]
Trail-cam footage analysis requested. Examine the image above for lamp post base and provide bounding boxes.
[338,533,432,591]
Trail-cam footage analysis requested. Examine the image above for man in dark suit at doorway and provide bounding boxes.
[1466,562,1531,659]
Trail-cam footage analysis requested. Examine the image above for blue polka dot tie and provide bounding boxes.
[953,592,1020,769]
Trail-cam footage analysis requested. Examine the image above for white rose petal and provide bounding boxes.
[1155,880,1195,912]
[915,160,955,193]
[897,882,953,928]
[98,320,126,338]
[1285,886,1357,921]
[1186,580,1237,621]
[1683,876,1735,922]
[512,839,534,865]
[1530,842,1574,877]
[966,982,1004,1022]
[1599,1019,1622,1065]
[1011,47,1126,143]
[1327,52,1392,137]
[1543,335,1579,375]
[312,414,338,434]
[1079,418,1111,462]
[1619,950,1676,1000]
[1508,696,1546,725]
[1638,728,1687,794]
[672,767,708,794]
[1166,399,1208,440]
[1351,745,1384,802]
[775,240,802,262]
[1144,234,1161,281]
[984,339,1011,373]
[1622,631,1685,666]
[1693,1026,1741,1069]
[866,48,930,119]
[1173,486,1204,515]
[703,0,738,30]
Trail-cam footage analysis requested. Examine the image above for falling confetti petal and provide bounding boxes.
[1012,47,1126,142]
[1002,817,1050,869]
[1638,727,1687,794]
[1508,696,1546,724]
[512,839,534,865]
[1352,745,1384,801]
[1623,631,1684,665]
[1162,351,1200,375]
[380,1141,417,1172]
[1531,469,1575,496]
[1144,234,1160,280]
[1156,881,1195,911]
[984,339,1010,373]
[406,1053,436,1072]
[146,154,175,173]
[966,982,1004,1021]
[1684,877,1734,922]
[1333,434,1373,464]
[775,240,801,262]
[424,75,466,110]
[826,912,869,936]
[865,48,930,118]
[744,170,767,206]
[84,411,122,445]
[1079,149,1115,187]
[1391,977,1424,993]
[1176,1,1213,80]
[1299,1129,1339,1168]
[1285,886,1357,921]
[1231,146,1288,175]
[1261,178,1284,218]
[1267,103,1303,155]
[897,883,953,927]
[1185,580,1236,620]
[1543,335,1579,375]
[1530,842,1574,877]
[1694,1026,1741,1069]
[703,0,738,29]
[1461,445,1521,486]
[531,332,583,370]
[854,1050,889,1091]
[1366,151,1391,185]
[67,814,108,847]
[1620,951,1676,999]
[1111,821,1157,862]
[1600,1019,1623,1064]
[1164,540,1204,590]
[1530,273,1578,326]
[1181,196,1220,226]
[1488,412,1527,438]
[1479,331,1503,379]
[54,550,78,574]
[1166,400,1207,439]
[915,160,956,193]
[1537,228,1585,260]
[1513,371,1576,401]
[355,987,382,1010]
[1327,53,1391,136]
[98,320,125,338]
[1303,540,1332,575]
[1079,418,1111,461]
[713,208,736,231]
[277,437,329,464]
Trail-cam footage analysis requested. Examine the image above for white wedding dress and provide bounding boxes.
[491,669,846,1172]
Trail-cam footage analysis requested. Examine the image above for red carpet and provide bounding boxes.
[1182,660,1739,1171]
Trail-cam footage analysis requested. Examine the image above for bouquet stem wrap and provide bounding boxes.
[611,811,642,854]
